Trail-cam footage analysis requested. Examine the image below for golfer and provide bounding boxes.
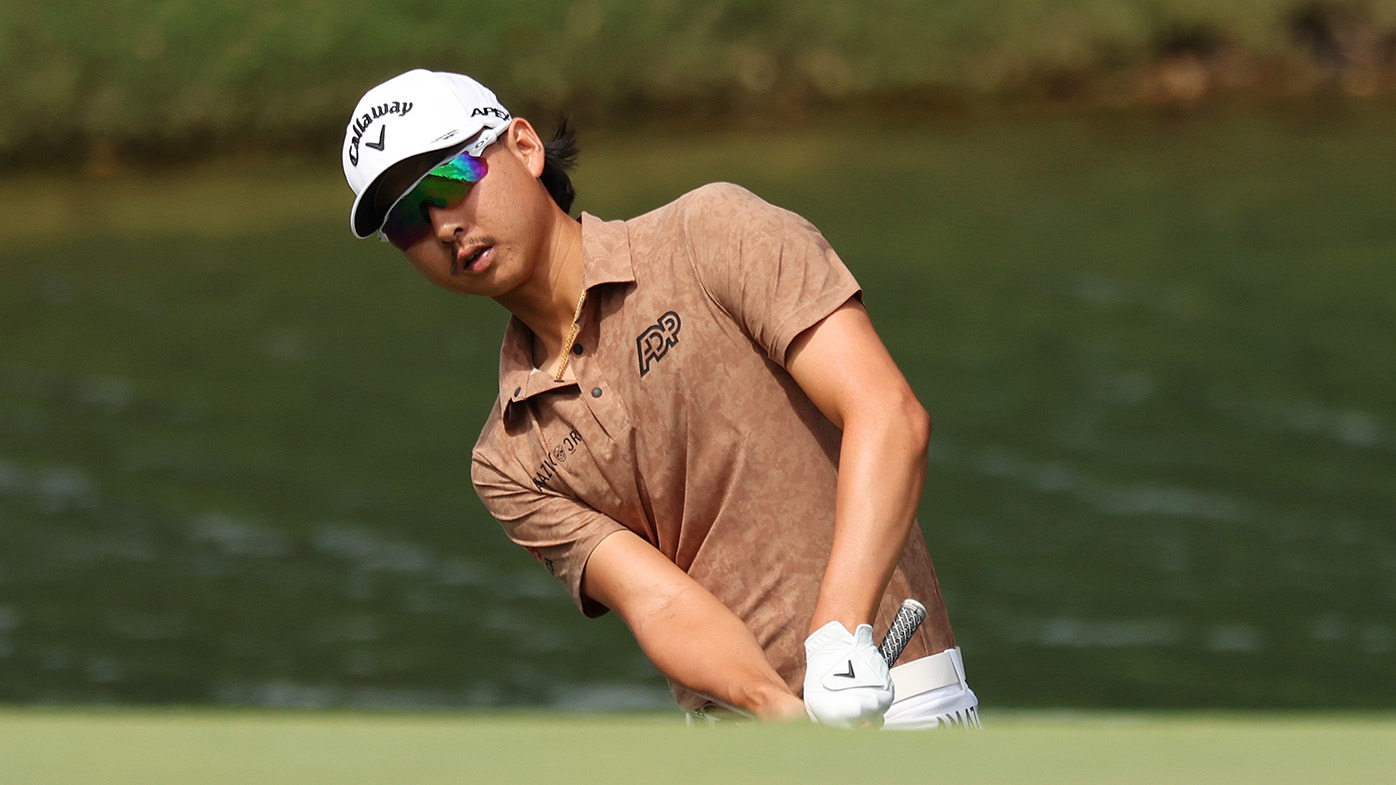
[342,69,979,728]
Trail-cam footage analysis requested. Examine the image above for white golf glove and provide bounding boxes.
[803,621,894,728]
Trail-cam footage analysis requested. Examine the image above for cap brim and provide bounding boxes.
[350,179,386,239]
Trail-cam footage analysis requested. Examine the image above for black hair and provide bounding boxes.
[540,118,579,214]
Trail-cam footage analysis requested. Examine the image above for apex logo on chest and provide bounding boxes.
[636,311,682,377]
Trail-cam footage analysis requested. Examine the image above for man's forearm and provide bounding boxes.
[801,403,923,730]
[809,393,930,633]
[626,581,804,720]
[582,530,804,721]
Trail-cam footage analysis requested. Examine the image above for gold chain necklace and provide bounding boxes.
[553,289,588,381]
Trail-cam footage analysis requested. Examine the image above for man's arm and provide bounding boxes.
[581,529,806,721]
[786,297,931,636]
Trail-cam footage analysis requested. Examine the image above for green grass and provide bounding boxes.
[1,710,1393,785]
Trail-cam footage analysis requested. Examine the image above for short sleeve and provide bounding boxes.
[471,452,626,617]
[681,183,862,365]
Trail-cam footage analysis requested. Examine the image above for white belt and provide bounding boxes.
[890,647,964,702]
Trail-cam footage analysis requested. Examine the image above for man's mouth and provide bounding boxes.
[452,244,492,275]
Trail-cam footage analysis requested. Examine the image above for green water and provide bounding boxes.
[1,104,1394,709]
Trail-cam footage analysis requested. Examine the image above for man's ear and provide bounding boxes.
[503,118,547,179]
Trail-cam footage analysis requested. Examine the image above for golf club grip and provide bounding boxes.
[878,599,927,667]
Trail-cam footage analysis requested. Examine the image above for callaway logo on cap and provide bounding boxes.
[342,69,512,238]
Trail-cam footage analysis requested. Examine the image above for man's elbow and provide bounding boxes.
[902,394,932,458]
[843,385,931,458]
[867,388,930,459]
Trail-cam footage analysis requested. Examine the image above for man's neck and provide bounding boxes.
[497,212,585,371]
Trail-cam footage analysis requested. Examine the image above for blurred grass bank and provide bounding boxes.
[9,1,1396,166]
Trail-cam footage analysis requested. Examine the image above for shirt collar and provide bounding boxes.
[577,212,635,287]
[496,213,635,422]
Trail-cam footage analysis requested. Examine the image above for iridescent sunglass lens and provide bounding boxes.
[428,152,488,182]
[382,152,489,249]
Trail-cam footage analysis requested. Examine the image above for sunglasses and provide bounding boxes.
[380,145,492,250]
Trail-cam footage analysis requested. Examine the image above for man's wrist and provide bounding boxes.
[738,680,805,722]
[808,593,879,636]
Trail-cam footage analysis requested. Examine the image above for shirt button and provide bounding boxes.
[513,387,521,398]
[571,343,584,355]
[591,387,603,398]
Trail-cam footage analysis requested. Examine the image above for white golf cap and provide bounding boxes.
[343,69,512,238]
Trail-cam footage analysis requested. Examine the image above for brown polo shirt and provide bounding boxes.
[471,183,952,710]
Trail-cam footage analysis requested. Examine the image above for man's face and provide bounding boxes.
[389,120,554,300]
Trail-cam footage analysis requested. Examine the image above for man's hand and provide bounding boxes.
[803,621,894,728]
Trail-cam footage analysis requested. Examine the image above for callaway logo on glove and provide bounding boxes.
[802,620,894,728]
